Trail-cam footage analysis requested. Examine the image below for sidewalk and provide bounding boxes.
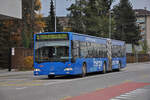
[0,69,33,77]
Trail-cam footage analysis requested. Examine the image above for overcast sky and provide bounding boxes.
[40,0,150,17]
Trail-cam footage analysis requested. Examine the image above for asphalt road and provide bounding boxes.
[0,62,150,100]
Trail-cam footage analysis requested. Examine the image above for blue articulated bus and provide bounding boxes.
[33,32,126,78]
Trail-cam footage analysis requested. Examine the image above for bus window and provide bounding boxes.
[80,41,88,58]
[72,41,79,59]
[35,41,69,63]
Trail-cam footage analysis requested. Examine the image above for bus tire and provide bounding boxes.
[117,62,121,71]
[48,75,55,79]
[102,63,106,74]
[82,63,87,77]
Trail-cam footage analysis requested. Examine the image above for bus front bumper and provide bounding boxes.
[34,69,75,76]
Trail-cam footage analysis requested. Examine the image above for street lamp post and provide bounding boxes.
[54,0,57,32]
[144,7,147,45]
[109,10,112,39]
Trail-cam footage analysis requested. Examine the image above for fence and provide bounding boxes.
[126,53,150,63]
[11,47,33,70]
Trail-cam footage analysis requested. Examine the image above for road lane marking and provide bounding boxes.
[80,92,89,95]
[141,75,149,78]
[115,96,128,99]
[119,94,129,97]
[0,82,9,85]
[111,88,149,100]
[0,79,27,81]
[31,80,44,82]
[123,80,132,83]
[107,84,113,87]
[0,79,47,87]
[60,96,72,100]
[0,74,32,78]
[2,76,96,87]
[0,80,26,84]
[16,87,27,90]
[0,79,74,87]
[44,79,80,86]
[0,83,43,87]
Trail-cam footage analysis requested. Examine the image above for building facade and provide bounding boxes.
[0,0,22,19]
[135,9,150,53]
[58,17,71,31]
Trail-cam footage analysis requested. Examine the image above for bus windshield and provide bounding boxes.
[35,41,69,63]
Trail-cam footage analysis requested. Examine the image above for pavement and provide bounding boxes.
[0,69,33,77]
[0,62,150,100]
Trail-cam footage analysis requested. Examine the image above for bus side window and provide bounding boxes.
[112,45,115,58]
[104,45,107,57]
[119,46,121,57]
[87,42,92,58]
[72,41,79,59]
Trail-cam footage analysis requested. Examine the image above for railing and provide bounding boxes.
[127,53,150,63]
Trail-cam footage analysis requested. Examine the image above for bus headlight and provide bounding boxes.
[64,68,73,71]
[34,69,40,71]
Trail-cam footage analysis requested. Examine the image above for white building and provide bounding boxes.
[0,0,22,19]
[135,9,150,53]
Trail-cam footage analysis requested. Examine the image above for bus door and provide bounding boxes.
[106,39,112,71]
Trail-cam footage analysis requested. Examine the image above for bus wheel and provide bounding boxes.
[48,75,55,79]
[82,63,86,77]
[102,63,106,74]
[117,62,121,71]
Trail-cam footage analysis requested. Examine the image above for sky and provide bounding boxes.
[40,0,150,17]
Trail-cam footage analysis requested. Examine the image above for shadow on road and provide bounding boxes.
[34,70,124,80]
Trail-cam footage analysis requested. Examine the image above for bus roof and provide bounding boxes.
[35,32,125,45]
[71,32,125,45]
[71,32,107,44]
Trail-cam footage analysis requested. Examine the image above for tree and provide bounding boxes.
[34,14,46,33]
[113,0,141,45]
[67,0,86,33]
[0,0,45,69]
[139,40,149,54]
[45,0,62,32]
[21,0,45,48]
[67,0,114,37]
[0,20,12,68]
[83,0,115,37]
[45,0,55,32]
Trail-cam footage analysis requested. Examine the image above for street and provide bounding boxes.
[0,62,150,100]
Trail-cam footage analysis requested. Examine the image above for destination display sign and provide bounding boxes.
[36,33,68,41]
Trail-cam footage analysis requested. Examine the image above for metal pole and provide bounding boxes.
[55,0,57,32]
[144,7,147,45]
[122,24,124,40]
[109,10,111,39]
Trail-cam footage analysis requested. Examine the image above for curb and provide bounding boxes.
[0,71,33,77]
[127,62,150,65]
